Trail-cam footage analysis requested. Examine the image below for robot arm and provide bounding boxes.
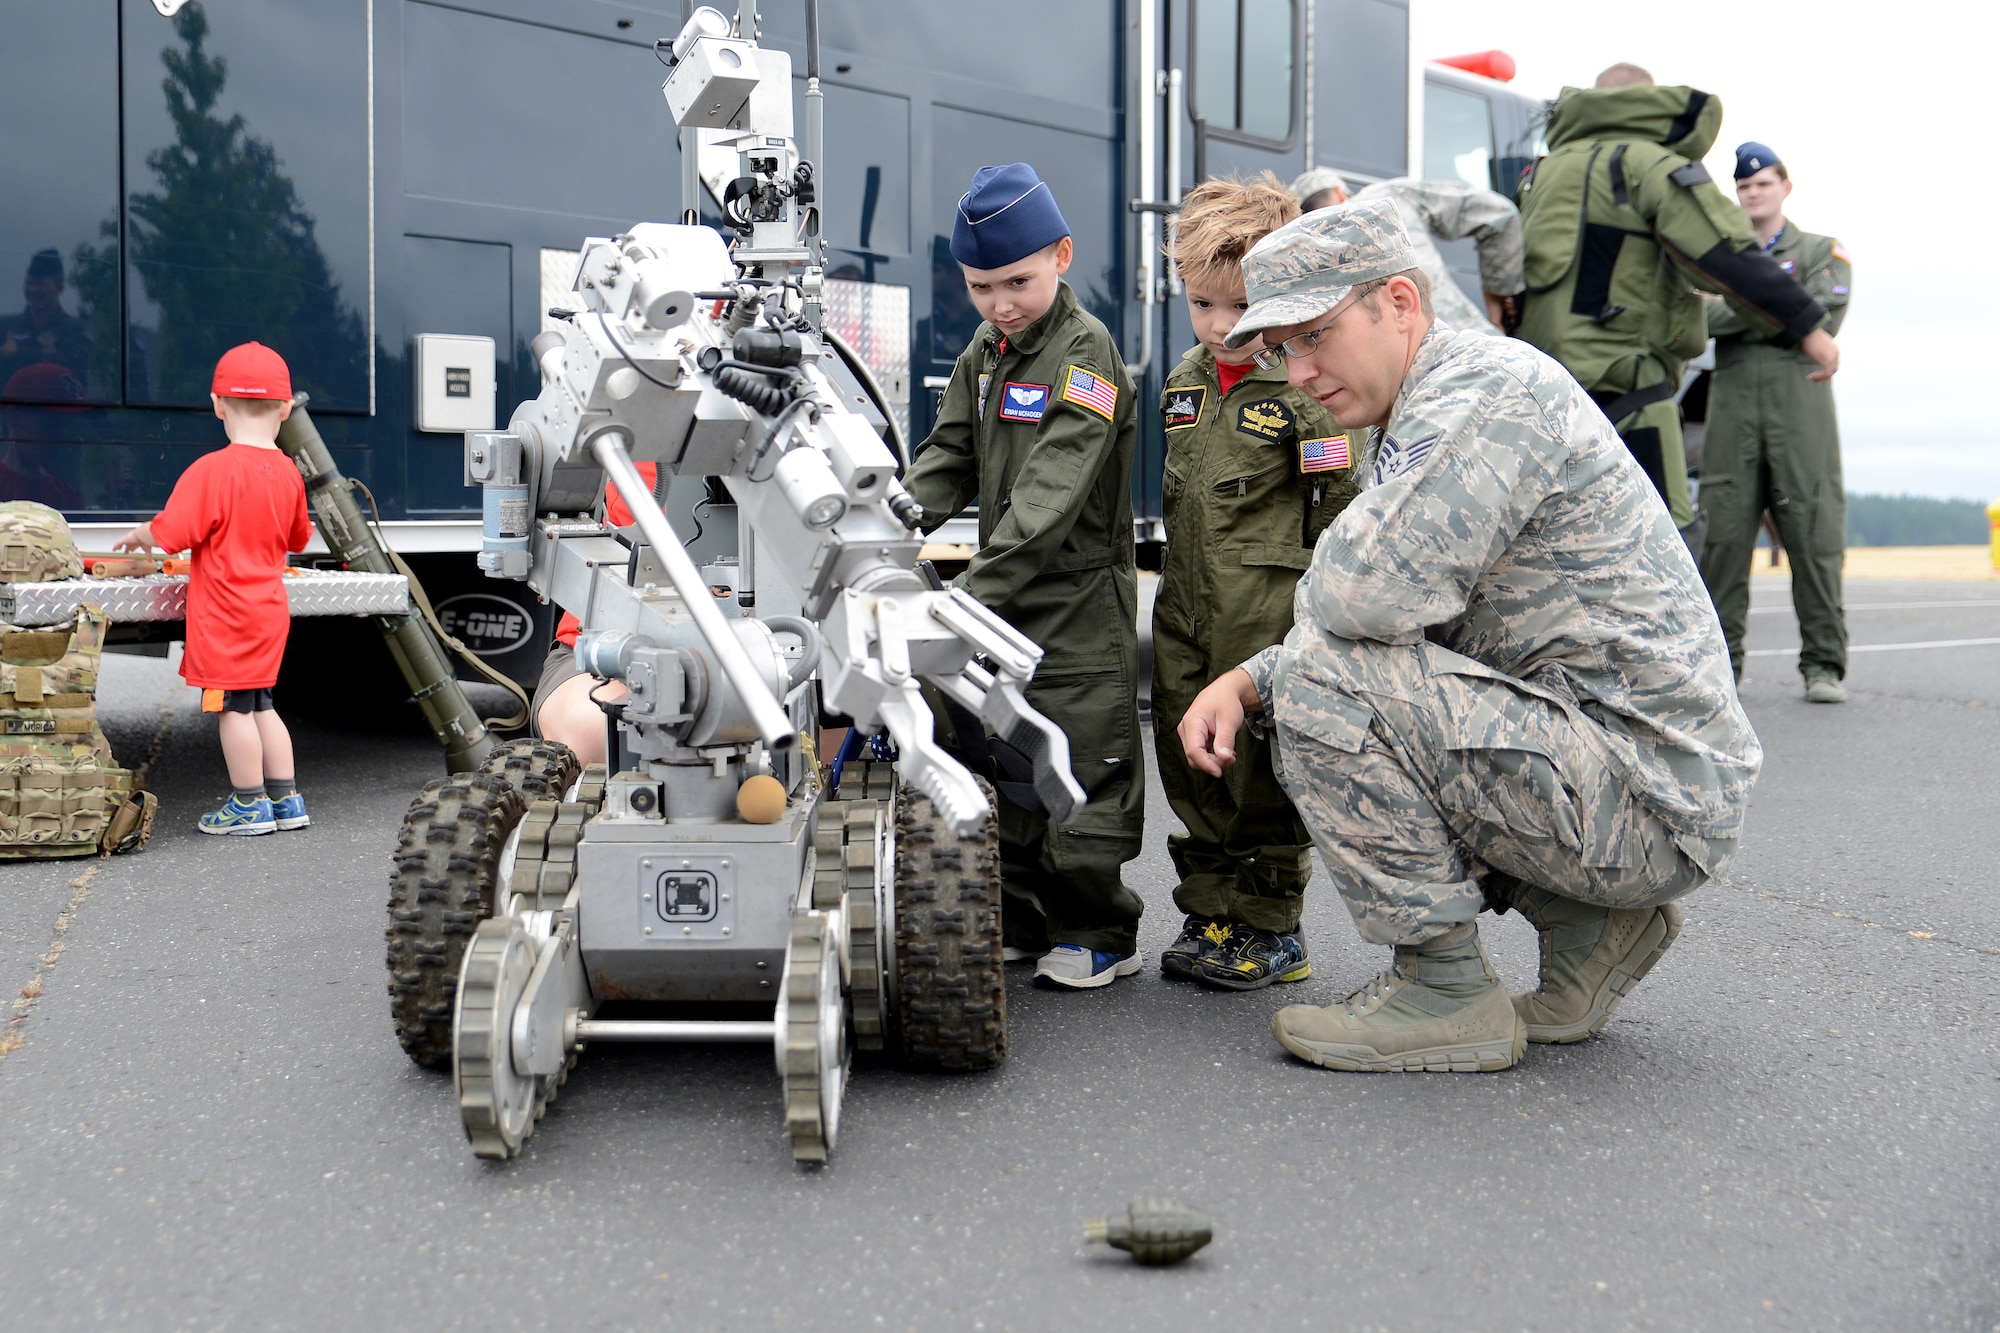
[459,7,1087,834]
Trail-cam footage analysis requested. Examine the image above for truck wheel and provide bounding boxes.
[891,776,1005,1071]
[478,738,581,802]
[385,774,527,1069]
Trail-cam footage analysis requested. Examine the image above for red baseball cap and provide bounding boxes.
[210,341,292,400]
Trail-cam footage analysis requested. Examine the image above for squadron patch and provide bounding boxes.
[1062,365,1119,420]
[1299,434,1350,473]
[998,381,1051,422]
[1162,385,1207,431]
[1236,397,1294,442]
[1777,258,1797,275]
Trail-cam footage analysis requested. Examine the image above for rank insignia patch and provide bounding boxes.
[1062,365,1119,420]
[1299,434,1350,473]
[1371,432,1439,487]
[1236,397,1294,441]
[1162,385,1207,431]
[998,381,1051,422]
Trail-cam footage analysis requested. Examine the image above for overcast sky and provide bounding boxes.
[1413,0,1996,503]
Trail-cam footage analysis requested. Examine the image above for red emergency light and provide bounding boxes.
[1433,50,1517,83]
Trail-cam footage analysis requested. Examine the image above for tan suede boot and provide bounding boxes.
[1509,886,1684,1043]
[1270,923,1525,1072]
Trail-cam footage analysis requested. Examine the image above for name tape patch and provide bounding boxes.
[1161,385,1207,431]
[998,381,1051,422]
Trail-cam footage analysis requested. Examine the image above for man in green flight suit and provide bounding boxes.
[1151,175,1361,990]
[1516,63,1839,551]
[1697,142,1853,701]
[902,163,1148,990]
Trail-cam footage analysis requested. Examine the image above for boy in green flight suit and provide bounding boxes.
[1152,175,1361,989]
[901,163,1147,990]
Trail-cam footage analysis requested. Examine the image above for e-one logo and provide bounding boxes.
[436,593,534,656]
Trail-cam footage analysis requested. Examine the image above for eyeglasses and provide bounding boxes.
[1250,297,1361,370]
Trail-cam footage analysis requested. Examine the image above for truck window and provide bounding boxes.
[122,2,372,412]
[0,4,121,409]
[1423,81,1495,192]
[1193,0,1295,143]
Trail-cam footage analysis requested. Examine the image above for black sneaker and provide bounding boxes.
[1160,915,1232,980]
[1192,926,1311,991]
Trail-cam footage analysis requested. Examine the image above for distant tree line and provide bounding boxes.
[1842,494,1992,547]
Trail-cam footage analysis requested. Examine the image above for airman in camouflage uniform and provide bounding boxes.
[1178,200,1762,1072]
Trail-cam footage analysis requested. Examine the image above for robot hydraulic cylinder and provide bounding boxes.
[277,400,494,773]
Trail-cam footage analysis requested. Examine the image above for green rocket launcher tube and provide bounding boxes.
[276,397,494,774]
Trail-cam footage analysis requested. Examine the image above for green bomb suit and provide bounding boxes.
[1152,349,1359,932]
[1516,85,1827,530]
[903,281,1147,954]
[1698,226,1852,681]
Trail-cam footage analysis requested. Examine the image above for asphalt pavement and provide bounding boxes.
[2,575,1996,1331]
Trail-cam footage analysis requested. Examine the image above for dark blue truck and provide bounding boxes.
[2,0,1540,689]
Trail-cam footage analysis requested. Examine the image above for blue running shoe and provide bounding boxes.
[271,792,310,831]
[1034,943,1142,990]
[199,794,275,836]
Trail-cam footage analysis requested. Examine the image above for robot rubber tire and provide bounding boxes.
[892,774,1005,1072]
[478,738,582,803]
[385,774,528,1069]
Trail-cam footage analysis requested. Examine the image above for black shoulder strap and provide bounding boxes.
[1665,91,1711,149]
[1668,160,1711,188]
[1523,143,1604,296]
[1609,144,1629,206]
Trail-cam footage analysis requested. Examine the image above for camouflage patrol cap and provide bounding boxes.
[1222,198,1417,349]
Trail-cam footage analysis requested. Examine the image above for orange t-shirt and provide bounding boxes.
[553,461,657,648]
[149,443,313,689]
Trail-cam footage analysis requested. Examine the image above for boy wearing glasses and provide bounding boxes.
[902,164,1147,990]
[1177,200,1758,1073]
[1153,175,1361,990]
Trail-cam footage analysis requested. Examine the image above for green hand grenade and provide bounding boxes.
[1082,1197,1213,1265]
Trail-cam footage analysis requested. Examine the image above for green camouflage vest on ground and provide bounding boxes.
[0,513,156,857]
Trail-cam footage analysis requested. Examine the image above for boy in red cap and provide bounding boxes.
[115,341,314,834]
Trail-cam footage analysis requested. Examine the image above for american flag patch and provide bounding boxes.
[1831,242,1851,263]
[1062,365,1119,420]
[1299,435,1350,473]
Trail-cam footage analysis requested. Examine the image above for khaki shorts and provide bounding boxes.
[529,642,584,740]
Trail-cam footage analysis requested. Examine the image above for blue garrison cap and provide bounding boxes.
[1734,141,1782,180]
[950,163,1070,270]
[26,248,62,281]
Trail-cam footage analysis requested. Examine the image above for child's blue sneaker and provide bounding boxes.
[270,792,310,831]
[198,794,275,836]
[1033,943,1142,990]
